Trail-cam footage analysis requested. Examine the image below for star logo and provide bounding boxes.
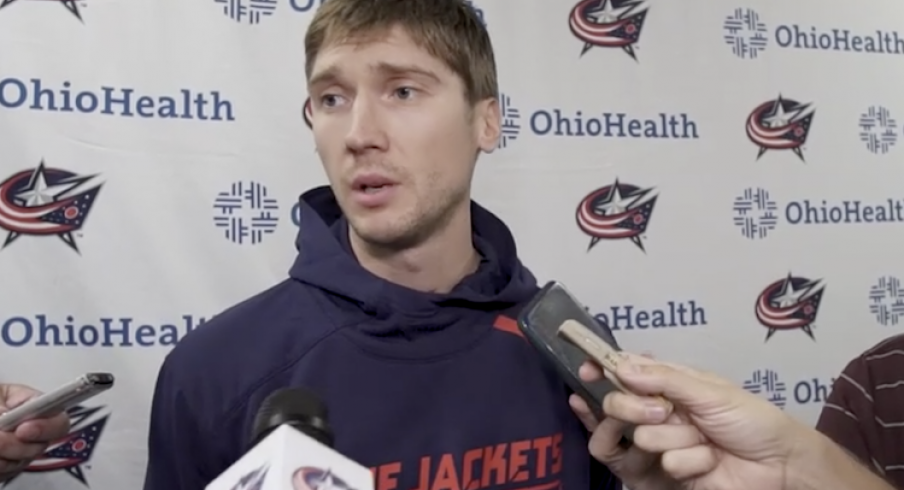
[754,273,826,341]
[568,0,649,59]
[575,179,658,252]
[0,161,103,253]
[745,95,816,162]
[1,405,110,487]
[0,0,85,21]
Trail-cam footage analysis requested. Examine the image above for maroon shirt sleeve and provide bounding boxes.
[815,335,904,487]
[815,356,876,467]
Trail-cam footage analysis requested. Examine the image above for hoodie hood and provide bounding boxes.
[288,186,537,351]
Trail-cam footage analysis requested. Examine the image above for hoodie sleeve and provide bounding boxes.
[142,357,223,490]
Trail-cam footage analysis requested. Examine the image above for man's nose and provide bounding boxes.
[345,97,388,153]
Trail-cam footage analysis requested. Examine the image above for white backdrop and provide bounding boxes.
[2,0,904,488]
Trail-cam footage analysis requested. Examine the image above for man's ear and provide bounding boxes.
[474,97,501,153]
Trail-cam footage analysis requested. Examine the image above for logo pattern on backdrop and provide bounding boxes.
[0,0,84,21]
[575,180,657,252]
[745,95,815,162]
[213,181,279,245]
[858,106,898,155]
[0,162,102,253]
[2,405,110,488]
[723,8,768,59]
[869,276,904,326]
[754,274,826,341]
[568,0,648,59]
[215,0,276,24]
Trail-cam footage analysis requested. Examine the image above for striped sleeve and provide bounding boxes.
[816,335,904,485]
[815,356,878,472]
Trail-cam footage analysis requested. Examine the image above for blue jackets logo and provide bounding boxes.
[230,465,269,490]
[293,467,357,490]
[745,95,815,162]
[0,162,102,253]
[754,273,826,341]
[576,179,657,252]
[2,405,110,488]
[0,0,84,21]
[569,0,648,60]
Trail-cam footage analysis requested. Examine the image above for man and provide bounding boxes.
[142,1,616,489]
[0,383,71,482]
[572,355,897,490]
[815,333,904,488]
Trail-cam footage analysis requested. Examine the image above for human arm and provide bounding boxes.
[575,354,895,490]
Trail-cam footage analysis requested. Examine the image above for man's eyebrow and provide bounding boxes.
[308,66,342,89]
[308,62,442,90]
[371,62,441,83]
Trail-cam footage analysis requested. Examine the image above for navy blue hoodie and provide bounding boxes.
[143,186,618,490]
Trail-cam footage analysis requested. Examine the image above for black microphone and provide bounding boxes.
[206,387,374,490]
[249,387,334,449]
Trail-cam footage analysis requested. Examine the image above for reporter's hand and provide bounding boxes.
[571,355,804,490]
[0,384,71,482]
[570,354,681,490]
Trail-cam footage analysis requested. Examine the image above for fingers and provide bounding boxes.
[603,391,670,425]
[0,432,47,464]
[614,361,731,412]
[570,394,632,464]
[633,424,706,453]
[0,386,39,411]
[568,394,598,431]
[587,416,631,463]
[15,413,69,443]
[660,445,719,480]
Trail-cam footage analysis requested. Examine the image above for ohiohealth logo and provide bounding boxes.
[0,78,235,121]
[859,106,898,155]
[732,188,778,240]
[212,181,279,245]
[490,93,698,149]
[722,8,904,59]
[731,186,904,240]
[742,369,836,409]
[215,0,331,23]
[593,299,707,331]
[215,0,276,24]
[722,8,768,59]
[498,93,521,149]
[869,276,904,326]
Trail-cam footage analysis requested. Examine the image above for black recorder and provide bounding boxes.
[517,281,622,418]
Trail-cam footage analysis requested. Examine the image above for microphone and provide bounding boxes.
[204,388,374,490]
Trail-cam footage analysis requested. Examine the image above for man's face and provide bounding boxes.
[307,26,499,249]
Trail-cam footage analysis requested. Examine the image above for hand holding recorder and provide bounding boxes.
[571,353,896,490]
[0,384,71,481]
[516,281,893,490]
[0,373,113,483]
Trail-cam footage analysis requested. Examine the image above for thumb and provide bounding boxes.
[614,360,730,412]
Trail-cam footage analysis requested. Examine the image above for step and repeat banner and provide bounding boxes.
[2,0,903,488]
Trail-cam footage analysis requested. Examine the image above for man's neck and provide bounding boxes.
[349,209,480,294]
